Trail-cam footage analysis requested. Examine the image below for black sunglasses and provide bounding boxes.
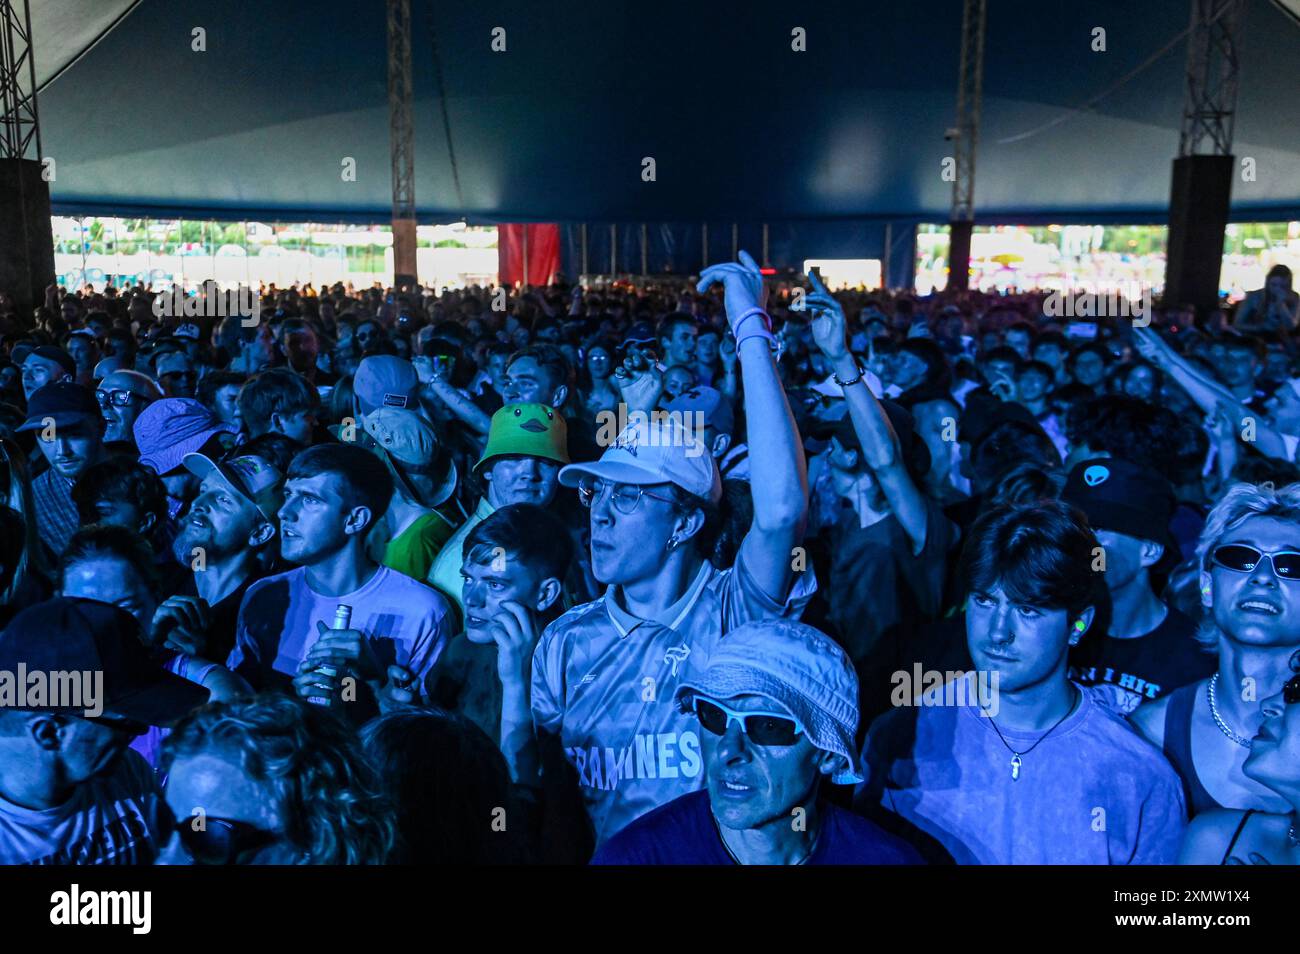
[1212,544,1300,581]
[169,814,280,866]
[692,698,803,747]
[1284,673,1300,705]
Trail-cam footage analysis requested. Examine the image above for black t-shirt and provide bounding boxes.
[1069,605,1216,714]
[177,573,260,666]
[824,498,957,720]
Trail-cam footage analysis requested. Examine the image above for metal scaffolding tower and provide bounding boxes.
[0,0,39,160]
[946,0,985,291]
[1164,0,1243,314]
[1178,0,1243,157]
[387,0,417,290]
[0,0,53,314]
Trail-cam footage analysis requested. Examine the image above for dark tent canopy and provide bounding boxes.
[33,0,1300,232]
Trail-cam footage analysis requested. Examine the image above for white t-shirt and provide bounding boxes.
[228,564,452,694]
[0,748,162,865]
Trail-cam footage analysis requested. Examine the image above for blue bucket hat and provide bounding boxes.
[674,619,863,785]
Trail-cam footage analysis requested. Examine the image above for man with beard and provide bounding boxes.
[168,452,285,664]
[96,369,162,449]
[1132,482,1300,818]
[18,382,109,556]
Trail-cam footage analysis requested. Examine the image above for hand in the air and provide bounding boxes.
[804,270,849,361]
[697,250,768,332]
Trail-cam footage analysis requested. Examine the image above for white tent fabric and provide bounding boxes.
[30,0,139,91]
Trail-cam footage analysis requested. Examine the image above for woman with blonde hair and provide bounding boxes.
[1132,482,1300,818]
[159,695,395,865]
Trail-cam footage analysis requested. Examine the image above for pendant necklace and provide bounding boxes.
[981,687,1078,781]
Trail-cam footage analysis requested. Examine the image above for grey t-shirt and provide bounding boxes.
[857,674,1187,864]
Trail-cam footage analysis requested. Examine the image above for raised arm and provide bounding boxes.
[697,251,808,599]
[806,271,928,552]
[1134,326,1289,460]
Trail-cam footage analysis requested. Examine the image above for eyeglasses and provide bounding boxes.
[692,697,804,747]
[1211,544,1300,581]
[575,476,675,515]
[95,388,140,407]
[170,815,280,866]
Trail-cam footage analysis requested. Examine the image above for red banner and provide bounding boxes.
[498,223,561,286]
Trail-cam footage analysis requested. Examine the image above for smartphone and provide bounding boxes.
[1065,322,1098,340]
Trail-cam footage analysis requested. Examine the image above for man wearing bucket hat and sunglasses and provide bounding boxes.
[592,619,921,864]
[529,252,815,846]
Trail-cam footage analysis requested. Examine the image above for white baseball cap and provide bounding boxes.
[559,414,722,503]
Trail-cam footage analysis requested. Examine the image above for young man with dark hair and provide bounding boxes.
[238,367,322,444]
[71,456,168,539]
[426,402,570,611]
[1062,458,1214,714]
[276,317,336,386]
[400,503,574,780]
[657,312,698,369]
[196,369,247,429]
[1067,341,1111,392]
[501,344,572,409]
[1003,321,1036,362]
[228,443,453,708]
[17,382,109,556]
[858,500,1186,864]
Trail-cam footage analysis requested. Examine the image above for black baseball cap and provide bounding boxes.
[958,391,1049,448]
[26,345,76,377]
[16,381,102,432]
[814,400,932,481]
[1061,457,1176,549]
[0,598,209,724]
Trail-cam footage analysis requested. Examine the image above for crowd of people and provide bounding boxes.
[0,256,1299,865]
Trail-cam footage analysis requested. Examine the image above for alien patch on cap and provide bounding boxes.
[1083,464,1110,487]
